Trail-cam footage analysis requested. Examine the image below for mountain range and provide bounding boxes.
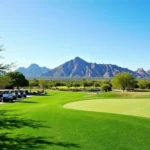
[16,57,150,78]
[17,64,50,77]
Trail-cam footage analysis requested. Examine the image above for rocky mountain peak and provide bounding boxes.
[16,57,150,78]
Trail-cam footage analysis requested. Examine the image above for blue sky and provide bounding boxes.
[0,0,150,71]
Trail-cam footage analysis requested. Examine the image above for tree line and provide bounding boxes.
[30,73,150,92]
[0,71,150,92]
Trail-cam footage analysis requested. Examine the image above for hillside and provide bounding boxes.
[17,57,150,78]
[17,64,50,77]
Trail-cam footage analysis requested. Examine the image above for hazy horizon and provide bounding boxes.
[0,0,150,71]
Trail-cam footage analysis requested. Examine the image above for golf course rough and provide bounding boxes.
[64,99,150,118]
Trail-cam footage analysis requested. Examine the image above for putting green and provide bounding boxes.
[64,99,150,118]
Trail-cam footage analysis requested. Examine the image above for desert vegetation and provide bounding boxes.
[25,73,150,92]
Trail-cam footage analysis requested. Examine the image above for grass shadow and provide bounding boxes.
[0,133,81,150]
[17,101,38,104]
[35,94,51,97]
[0,110,81,149]
[0,117,50,130]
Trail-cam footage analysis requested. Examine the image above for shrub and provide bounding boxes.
[101,84,112,92]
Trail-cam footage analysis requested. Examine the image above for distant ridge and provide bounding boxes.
[17,64,50,77]
[16,57,150,78]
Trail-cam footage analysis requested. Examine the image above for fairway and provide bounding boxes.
[64,99,150,118]
[0,91,150,150]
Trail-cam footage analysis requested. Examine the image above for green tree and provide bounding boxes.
[101,80,112,86]
[94,82,100,88]
[66,82,72,89]
[81,79,88,89]
[29,80,38,89]
[138,80,148,89]
[147,81,150,90]
[33,78,39,86]
[101,84,112,92]
[73,82,80,88]
[126,79,137,90]
[88,81,94,87]
[48,81,54,89]
[0,76,11,89]
[6,72,28,89]
[39,79,48,90]
[112,72,136,91]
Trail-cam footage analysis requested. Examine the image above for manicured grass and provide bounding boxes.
[64,99,150,118]
[0,91,150,150]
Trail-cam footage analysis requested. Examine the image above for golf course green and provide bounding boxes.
[64,99,150,118]
[0,91,150,150]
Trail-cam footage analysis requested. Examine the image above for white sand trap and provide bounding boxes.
[64,99,150,118]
